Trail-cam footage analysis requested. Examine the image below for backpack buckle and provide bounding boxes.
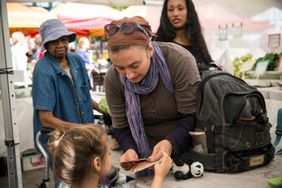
[211,124,221,134]
[275,127,282,136]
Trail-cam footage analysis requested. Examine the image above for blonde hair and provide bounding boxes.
[78,37,90,49]
[48,125,107,187]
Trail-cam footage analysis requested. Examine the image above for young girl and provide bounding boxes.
[48,125,172,188]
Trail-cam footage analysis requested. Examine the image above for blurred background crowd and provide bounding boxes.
[7,0,282,94]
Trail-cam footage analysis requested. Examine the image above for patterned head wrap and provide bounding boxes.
[106,16,152,48]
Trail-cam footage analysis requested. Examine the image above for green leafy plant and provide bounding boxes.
[113,6,127,11]
[254,52,282,71]
[99,97,110,114]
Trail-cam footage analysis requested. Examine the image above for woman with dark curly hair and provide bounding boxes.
[156,0,213,72]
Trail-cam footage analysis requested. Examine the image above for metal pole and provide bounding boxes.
[0,1,23,187]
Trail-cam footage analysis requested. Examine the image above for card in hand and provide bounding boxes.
[120,158,148,171]
[120,158,159,173]
[130,160,159,173]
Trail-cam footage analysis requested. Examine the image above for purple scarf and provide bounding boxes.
[120,42,174,158]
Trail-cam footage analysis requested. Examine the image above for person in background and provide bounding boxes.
[48,125,172,188]
[32,19,103,187]
[10,31,29,89]
[76,37,118,150]
[26,34,42,78]
[156,0,214,72]
[104,16,200,177]
[76,37,91,66]
[26,34,43,63]
[33,33,43,61]
[76,37,94,88]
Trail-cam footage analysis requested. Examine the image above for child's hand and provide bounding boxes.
[154,151,172,179]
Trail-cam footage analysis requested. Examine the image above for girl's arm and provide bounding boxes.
[151,152,172,188]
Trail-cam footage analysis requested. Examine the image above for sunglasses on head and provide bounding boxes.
[104,22,149,38]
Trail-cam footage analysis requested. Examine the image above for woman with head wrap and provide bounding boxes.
[104,16,200,177]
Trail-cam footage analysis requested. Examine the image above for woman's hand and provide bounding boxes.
[149,139,172,162]
[120,149,139,162]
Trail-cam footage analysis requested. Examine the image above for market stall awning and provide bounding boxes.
[51,2,124,20]
[58,16,113,37]
[252,7,282,21]
[122,5,162,33]
[50,2,124,36]
[196,3,244,28]
[196,3,269,31]
[7,0,144,6]
[251,7,282,30]
[7,2,55,35]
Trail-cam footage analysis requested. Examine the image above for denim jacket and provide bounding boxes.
[32,52,94,143]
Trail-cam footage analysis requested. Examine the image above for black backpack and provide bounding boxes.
[183,70,275,173]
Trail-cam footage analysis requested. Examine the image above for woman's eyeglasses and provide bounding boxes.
[48,36,69,46]
[104,22,149,38]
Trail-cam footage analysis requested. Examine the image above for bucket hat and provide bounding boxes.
[40,19,76,49]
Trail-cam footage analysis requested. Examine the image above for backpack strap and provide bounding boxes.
[273,108,282,155]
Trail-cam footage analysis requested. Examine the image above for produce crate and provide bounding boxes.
[21,148,45,171]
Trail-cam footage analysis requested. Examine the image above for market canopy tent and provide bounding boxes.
[122,5,162,33]
[58,17,113,36]
[7,2,55,35]
[252,7,282,21]
[197,4,241,22]
[7,0,144,6]
[196,3,269,31]
[50,2,124,36]
[251,7,282,30]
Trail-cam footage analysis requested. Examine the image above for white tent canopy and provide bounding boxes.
[251,7,282,30]
[252,7,282,21]
[122,5,162,32]
[7,0,144,6]
[50,2,124,20]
